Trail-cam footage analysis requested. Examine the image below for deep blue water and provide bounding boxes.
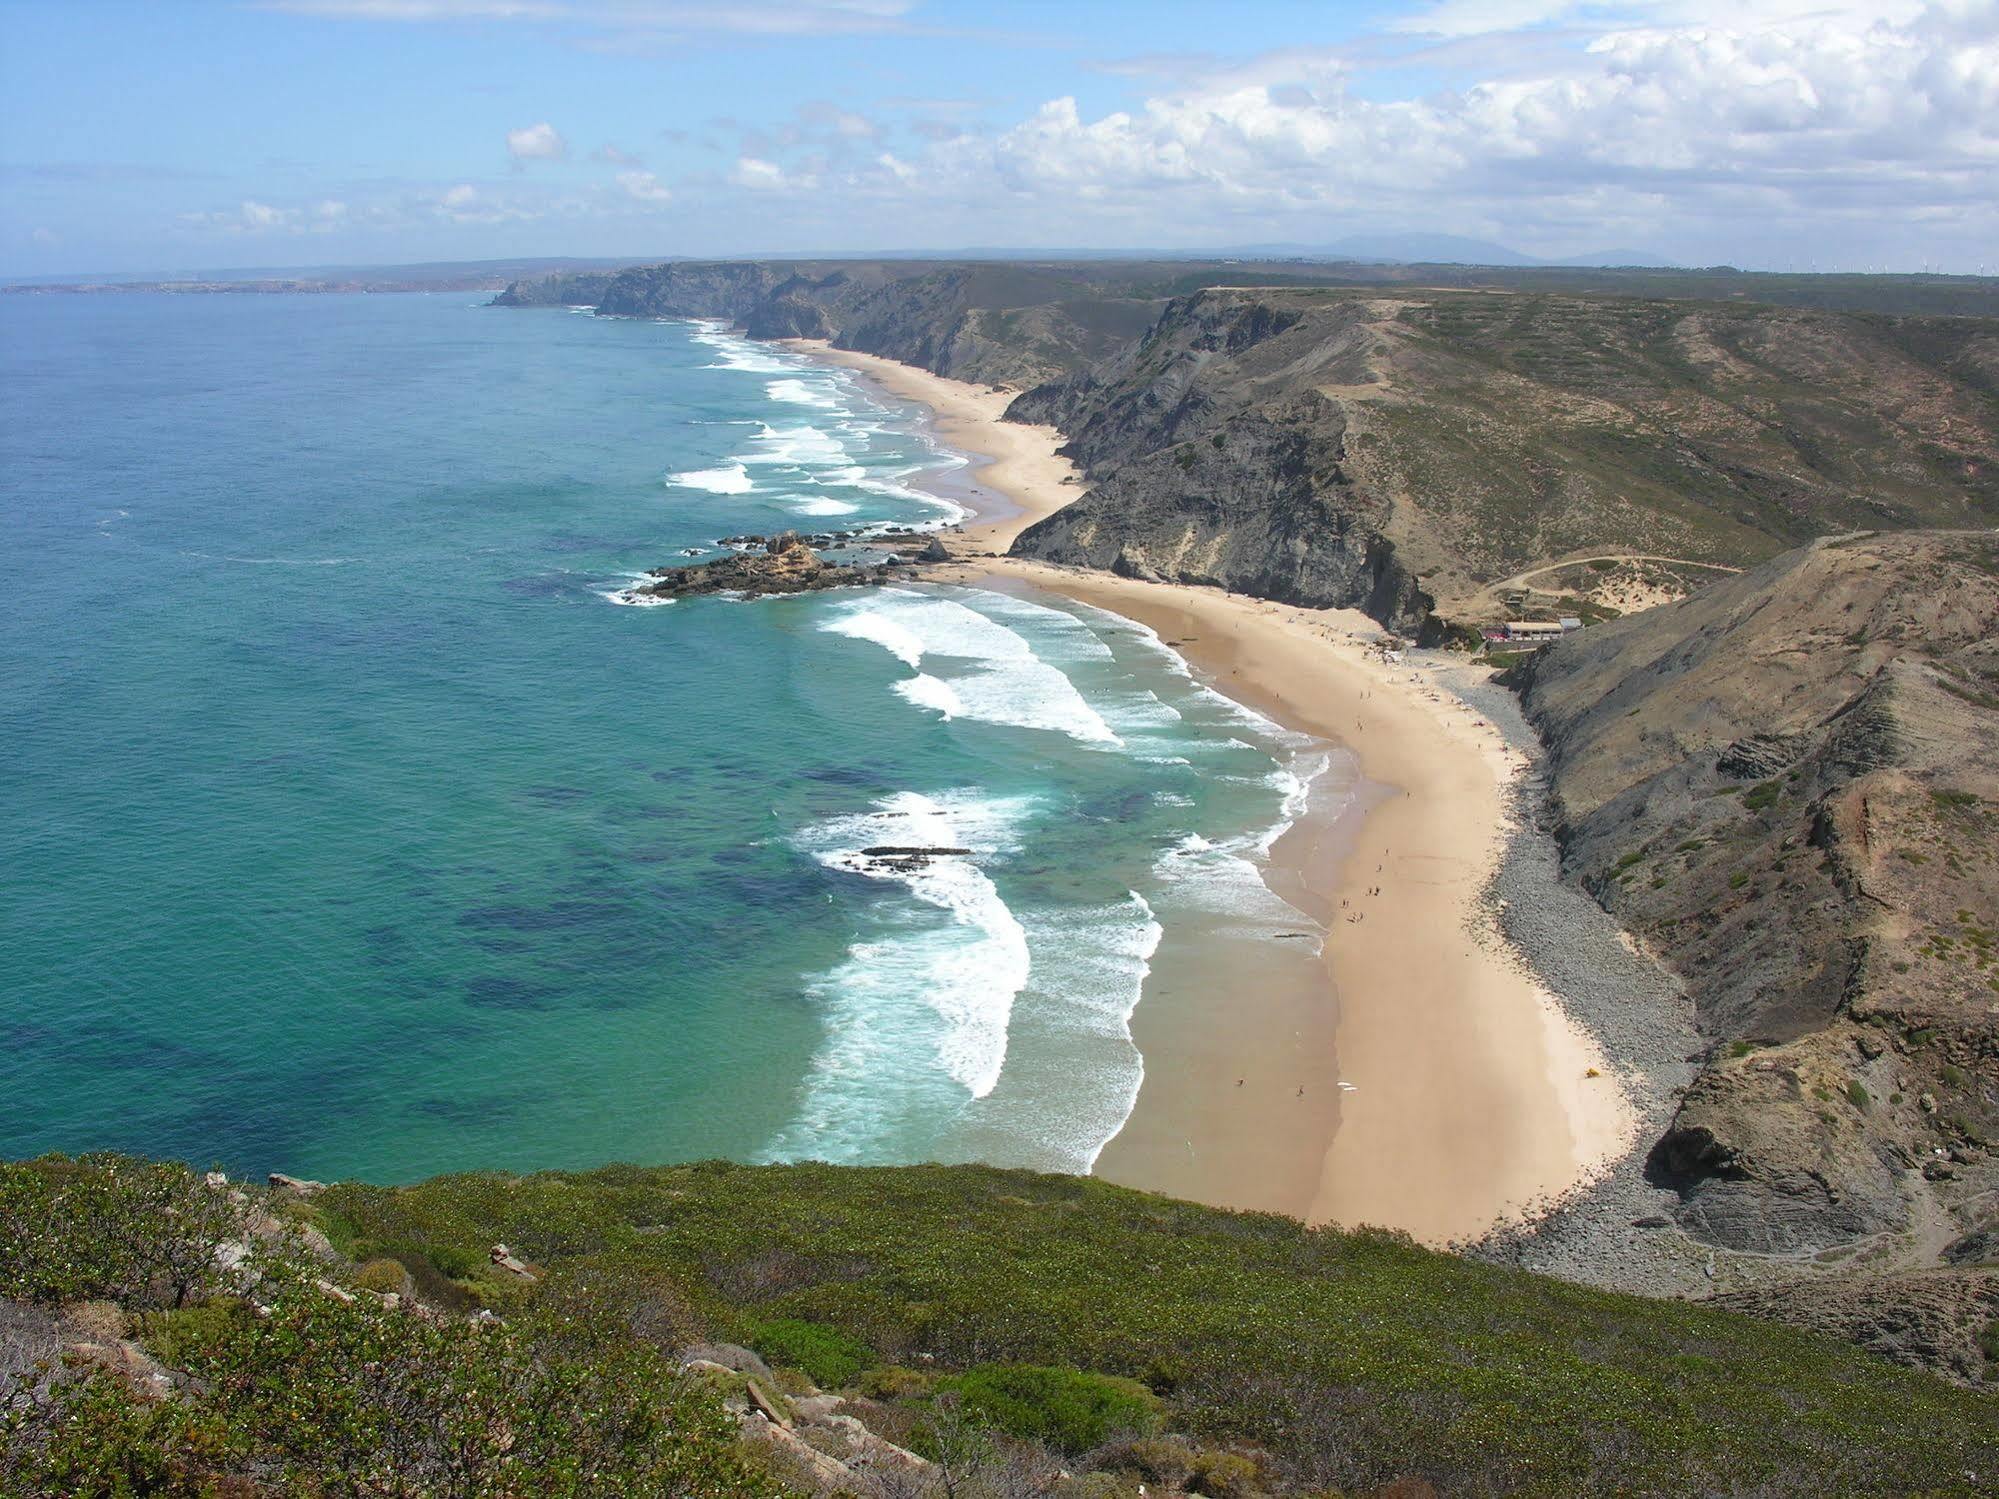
[0,293,1321,1182]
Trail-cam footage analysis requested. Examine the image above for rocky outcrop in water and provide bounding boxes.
[624,532,901,601]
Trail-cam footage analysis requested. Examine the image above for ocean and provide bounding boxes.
[0,292,1326,1183]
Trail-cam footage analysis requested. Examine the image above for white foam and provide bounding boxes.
[742,422,851,470]
[687,321,795,374]
[820,589,1121,746]
[824,607,925,668]
[953,890,1162,1175]
[178,551,358,566]
[668,462,752,494]
[895,673,964,717]
[1154,832,1307,930]
[766,791,1034,1162]
[792,495,860,516]
[768,377,839,408]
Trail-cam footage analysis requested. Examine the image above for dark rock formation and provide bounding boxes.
[1715,1269,1999,1385]
[489,271,618,307]
[623,532,894,601]
[1013,397,1431,630]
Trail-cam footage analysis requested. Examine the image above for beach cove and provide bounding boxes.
[800,341,1637,1244]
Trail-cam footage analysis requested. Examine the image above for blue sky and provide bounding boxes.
[4,0,1995,276]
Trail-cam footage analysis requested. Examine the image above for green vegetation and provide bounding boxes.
[750,1318,877,1391]
[7,1153,1999,1494]
[1742,781,1782,811]
[309,1159,1999,1493]
[937,1365,1160,1455]
[0,1155,777,1497]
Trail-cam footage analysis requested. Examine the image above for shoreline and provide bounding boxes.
[794,340,1639,1245]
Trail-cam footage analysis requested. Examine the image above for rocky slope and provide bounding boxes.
[1510,532,1998,1290]
[1008,289,1999,632]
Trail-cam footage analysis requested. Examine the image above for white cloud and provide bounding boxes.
[879,1,1998,263]
[506,121,567,161]
[616,168,673,202]
[1388,0,1926,38]
[730,155,790,189]
[176,2,1999,270]
[177,200,337,234]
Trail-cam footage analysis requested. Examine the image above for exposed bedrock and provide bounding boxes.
[1513,532,1999,1261]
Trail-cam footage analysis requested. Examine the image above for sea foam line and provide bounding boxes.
[821,588,1121,746]
[764,790,1034,1163]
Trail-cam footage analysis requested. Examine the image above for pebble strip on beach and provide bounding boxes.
[1426,659,1717,1299]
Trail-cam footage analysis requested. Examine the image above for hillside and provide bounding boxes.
[1008,289,1999,630]
[1509,533,1998,1282]
[6,1153,1998,1496]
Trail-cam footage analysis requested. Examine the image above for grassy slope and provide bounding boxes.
[321,1159,1999,1494]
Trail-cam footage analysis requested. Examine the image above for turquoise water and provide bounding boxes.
[0,293,1323,1183]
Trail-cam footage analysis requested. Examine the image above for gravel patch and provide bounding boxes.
[1422,656,1716,1298]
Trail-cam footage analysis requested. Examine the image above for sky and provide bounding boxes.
[2,0,1995,276]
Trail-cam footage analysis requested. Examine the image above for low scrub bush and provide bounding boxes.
[750,1316,876,1389]
[941,1363,1161,1455]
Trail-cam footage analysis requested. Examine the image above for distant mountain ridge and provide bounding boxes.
[1235,233,1675,268]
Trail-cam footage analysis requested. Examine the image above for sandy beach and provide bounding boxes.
[800,343,1635,1245]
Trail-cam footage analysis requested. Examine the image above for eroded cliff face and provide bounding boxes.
[1007,293,1439,631]
[1008,287,1999,637]
[1512,533,1999,1259]
[492,261,1162,389]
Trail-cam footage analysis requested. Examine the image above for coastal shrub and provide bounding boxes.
[1847,1080,1871,1111]
[1099,1435,1262,1496]
[750,1316,876,1389]
[0,1154,236,1310]
[351,1257,409,1295]
[859,1365,932,1400]
[4,1149,1995,1491]
[941,1364,1162,1454]
[7,1270,782,1497]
